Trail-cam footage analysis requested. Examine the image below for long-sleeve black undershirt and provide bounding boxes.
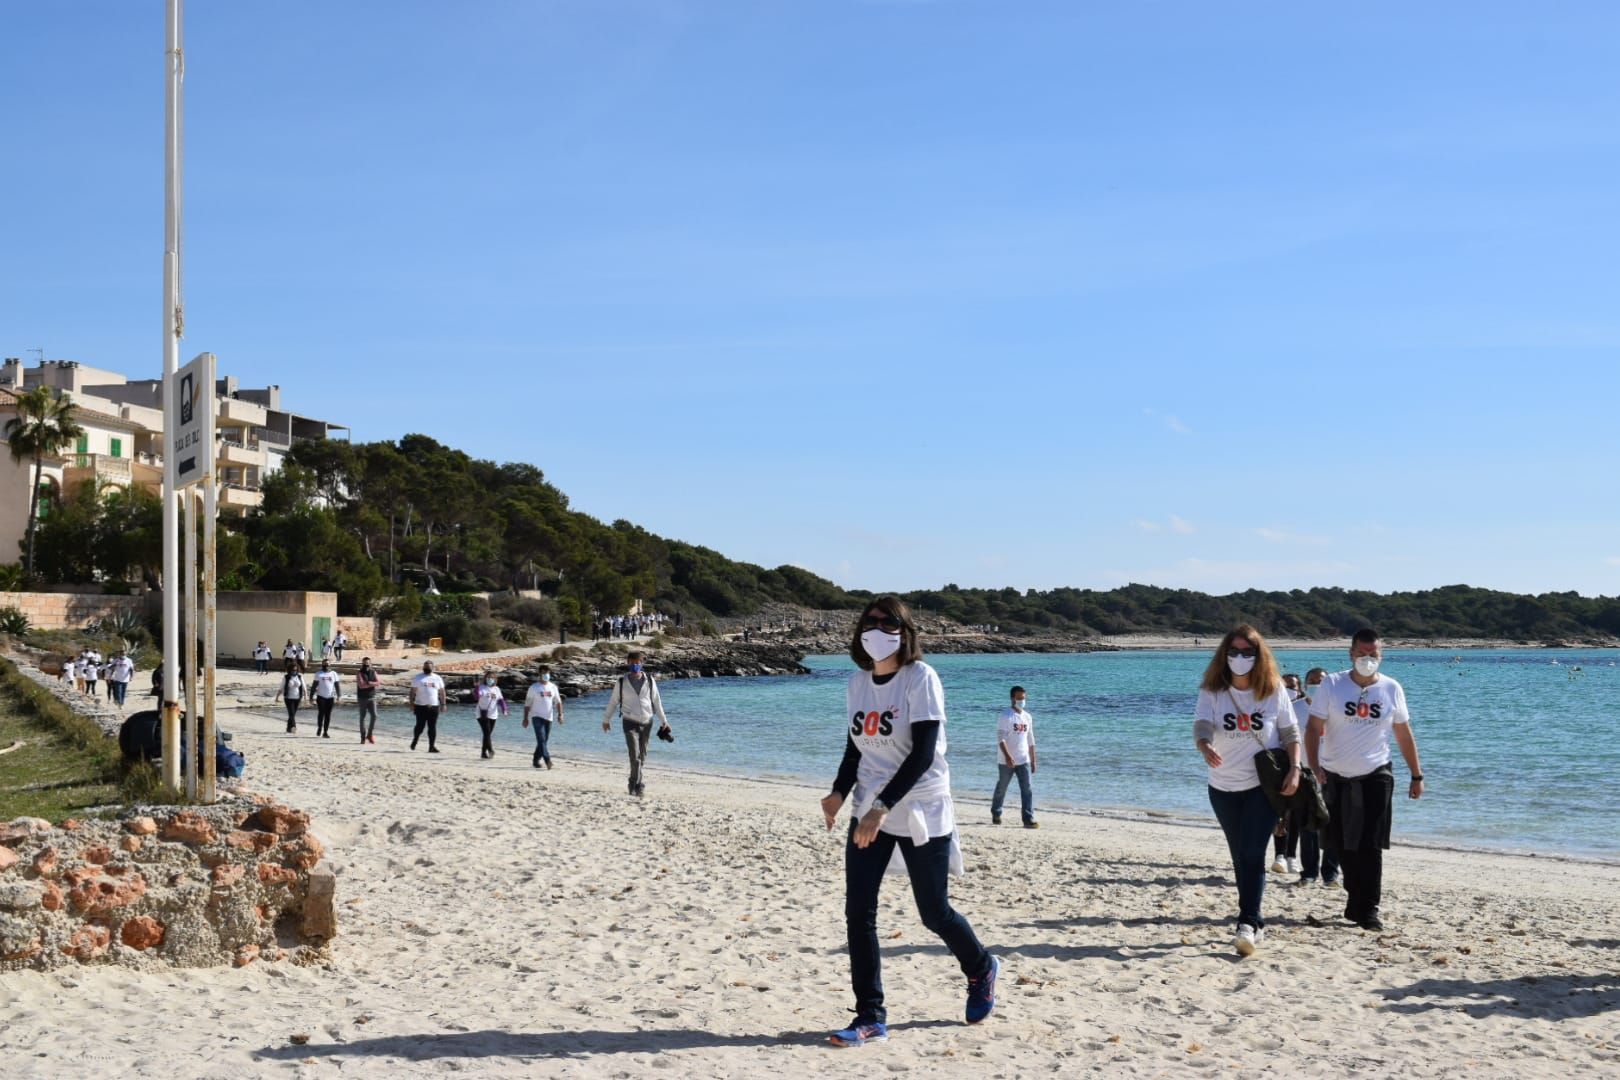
[830,721,943,809]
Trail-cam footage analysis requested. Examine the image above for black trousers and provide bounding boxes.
[477,715,497,756]
[284,698,300,731]
[1324,766,1395,921]
[412,706,440,750]
[315,697,335,735]
[844,824,989,1025]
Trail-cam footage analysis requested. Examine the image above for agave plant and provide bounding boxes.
[499,623,535,647]
[0,606,30,636]
[104,609,147,638]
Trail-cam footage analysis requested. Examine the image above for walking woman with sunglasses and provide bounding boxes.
[1193,624,1300,956]
[819,596,1000,1047]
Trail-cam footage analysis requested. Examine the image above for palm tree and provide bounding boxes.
[4,386,85,576]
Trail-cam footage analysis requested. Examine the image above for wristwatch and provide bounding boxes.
[874,797,892,813]
[1411,774,1424,782]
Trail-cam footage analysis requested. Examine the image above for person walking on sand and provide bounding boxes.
[1271,673,1307,876]
[320,637,334,663]
[107,649,134,708]
[82,655,99,698]
[474,671,507,759]
[253,640,271,675]
[355,657,380,744]
[1306,628,1424,932]
[410,660,447,753]
[820,597,1000,1047]
[601,651,671,797]
[1297,667,1339,886]
[275,660,306,733]
[991,685,1038,828]
[1193,624,1300,957]
[333,630,347,663]
[523,666,563,769]
[283,639,298,664]
[312,659,341,738]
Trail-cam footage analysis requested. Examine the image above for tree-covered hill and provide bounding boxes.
[33,433,1616,642]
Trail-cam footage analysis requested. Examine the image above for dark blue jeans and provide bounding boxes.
[1300,827,1339,882]
[991,764,1035,823]
[1208,785,1278,929]
[845,824,990,1024]
[531,717,552,766]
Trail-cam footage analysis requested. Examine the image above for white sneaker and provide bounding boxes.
[1235,924,1259,957]
[1270,857,1287,874]
[1286,856,1303,874]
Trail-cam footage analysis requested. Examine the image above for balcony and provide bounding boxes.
[218,438,267,469]
[218,484,264,512]
[217,397,268,430]
[62,453,133,491]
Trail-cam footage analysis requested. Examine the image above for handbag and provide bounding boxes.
[1234,692,1330,828]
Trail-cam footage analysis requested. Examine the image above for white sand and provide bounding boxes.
[2,702,1618,1077]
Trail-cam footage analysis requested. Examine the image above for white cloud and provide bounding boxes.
[1142,407,1193,436]
[1133,518,1162,533]
[1255,527,1329,546]
[1606,556,1620,567]
[1169,515,1196,535]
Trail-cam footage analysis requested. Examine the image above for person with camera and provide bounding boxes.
[601,651,671,797]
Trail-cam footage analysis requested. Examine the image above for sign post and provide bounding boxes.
[172,350,215,801]
[160,0,186,793]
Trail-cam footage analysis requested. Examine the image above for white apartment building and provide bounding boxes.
[0,357,347,566]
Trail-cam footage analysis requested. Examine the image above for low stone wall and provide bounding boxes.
[333,617,376,651]
[0,592,155,632]
[0,801,335,971]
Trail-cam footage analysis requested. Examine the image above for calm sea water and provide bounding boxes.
[373,649,1620,860]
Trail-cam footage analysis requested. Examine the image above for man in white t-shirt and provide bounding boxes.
[311,660,342,739]
[1306,628,1424,932]
[522,665,565,770]
[253,641,272,674]
[991,686,1038,828]
[107,650,135,707]
[410,660,447,753]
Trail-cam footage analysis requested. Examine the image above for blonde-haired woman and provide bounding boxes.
[1193,624,1300,956]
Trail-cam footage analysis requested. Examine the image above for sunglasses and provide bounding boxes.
[1226,648,1257,659]
[861,613,905,632]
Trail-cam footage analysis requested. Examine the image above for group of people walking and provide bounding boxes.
[60,647,136,706]
[1194,624,1423,955]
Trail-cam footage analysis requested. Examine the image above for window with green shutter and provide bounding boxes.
[75,434,89,467]
[110,437,122,458]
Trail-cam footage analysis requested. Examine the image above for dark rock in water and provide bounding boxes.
[438,641,810,700]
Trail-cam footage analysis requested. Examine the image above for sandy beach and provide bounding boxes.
[2,697,1618,1078]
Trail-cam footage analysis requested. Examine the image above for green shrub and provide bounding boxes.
[698,618,718,637]
[401,614,504,651]
[499,623,538,646]
[0,607,29,635]
[490,595,559,630]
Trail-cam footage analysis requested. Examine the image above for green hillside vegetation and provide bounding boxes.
[18,433,1617,645]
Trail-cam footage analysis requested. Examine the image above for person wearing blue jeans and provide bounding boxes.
[1193,624,1301,956]
[523,667,564,770]
[991,686,1038,827]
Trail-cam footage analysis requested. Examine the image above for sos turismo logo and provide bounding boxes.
[1343,701,1384,720]
[1222,711,1266,732]
[851,710,895,737]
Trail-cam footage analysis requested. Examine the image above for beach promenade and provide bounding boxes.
[3,701,1617,1077]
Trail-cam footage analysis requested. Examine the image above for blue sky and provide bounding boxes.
[4,2,1618,597]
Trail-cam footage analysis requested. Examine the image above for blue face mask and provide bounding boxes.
[539,674,550,684]
[630,663,643,674]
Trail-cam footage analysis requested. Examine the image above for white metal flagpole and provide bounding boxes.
[184,489,198,803]
[160,0,186,792]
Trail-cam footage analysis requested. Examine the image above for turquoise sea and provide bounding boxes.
[377,649,1620,860]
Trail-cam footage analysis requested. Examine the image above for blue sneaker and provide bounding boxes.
[965,955,1001,1024]
[829,1019,889,1047]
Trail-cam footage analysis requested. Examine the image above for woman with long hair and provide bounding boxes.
[1193,624,1300,956]
[819,596,999,1047]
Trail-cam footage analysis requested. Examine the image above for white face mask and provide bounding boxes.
[861,629,902,664]
[1013,700,1027,711]
[1354,655,1381,677]
[1227,655,1256,677]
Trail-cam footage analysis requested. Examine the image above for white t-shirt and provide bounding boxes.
[996,706,1035,767]
[847,662,953,840]
[1194,684,1297,792]
[281,673,305,701]
[253,645,271,661]
[108,657,134,683]
[312,671,340,699]
[283,645,298,659]
[475,683,505,717]
[1309,670,1410,777]
[83,663,98,683]
[411,672,446,707]
[525,682,560,721]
